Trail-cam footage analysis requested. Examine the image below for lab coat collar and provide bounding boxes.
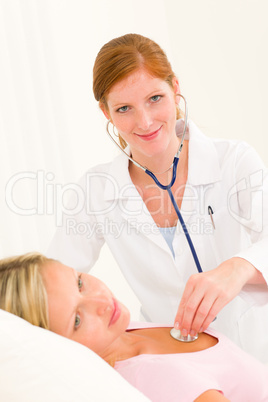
[103,148,168,251]
[104,147,133,201]
[104,120,222,201]
[186,120,222,185]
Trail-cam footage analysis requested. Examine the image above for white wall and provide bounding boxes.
[0,0,267,319]
[166,0,268,162]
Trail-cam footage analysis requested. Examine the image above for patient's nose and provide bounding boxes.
[84,294,112,316]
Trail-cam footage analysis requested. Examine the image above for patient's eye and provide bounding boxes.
[75,314,81,328]
[78,274,83,291]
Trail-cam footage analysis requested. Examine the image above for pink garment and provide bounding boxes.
[115,322,268,401]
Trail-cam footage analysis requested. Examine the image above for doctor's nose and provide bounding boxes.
[136,108,153,131]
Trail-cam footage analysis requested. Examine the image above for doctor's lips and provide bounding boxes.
[109,298,121,326]
[135,126,162,141]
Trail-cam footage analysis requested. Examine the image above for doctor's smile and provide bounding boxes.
[134,126,163,141]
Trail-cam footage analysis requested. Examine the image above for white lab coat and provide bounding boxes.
[48,120,268,363]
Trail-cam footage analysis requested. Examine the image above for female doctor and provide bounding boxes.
[48,33,268,363]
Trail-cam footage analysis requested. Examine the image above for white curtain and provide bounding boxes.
[1,0,267,318]
[0,0,171,253]
[0,0,171,316]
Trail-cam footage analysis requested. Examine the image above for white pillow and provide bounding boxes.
[0,309,149,402]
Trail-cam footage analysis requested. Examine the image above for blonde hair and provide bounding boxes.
[93,33,183,149]
[0,252,50,329]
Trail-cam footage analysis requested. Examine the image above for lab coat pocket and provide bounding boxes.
[205,205,244,267]
[203,206,229,268]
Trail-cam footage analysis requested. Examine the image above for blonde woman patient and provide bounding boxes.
[0,253,267,402]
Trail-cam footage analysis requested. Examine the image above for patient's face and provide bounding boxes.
[42,262,130,357]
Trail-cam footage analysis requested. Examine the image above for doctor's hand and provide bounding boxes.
[174,257,261,337]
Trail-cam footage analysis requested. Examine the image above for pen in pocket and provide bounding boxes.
[208,206,215,229]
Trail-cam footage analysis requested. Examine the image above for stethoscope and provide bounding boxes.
[106,94,201,342]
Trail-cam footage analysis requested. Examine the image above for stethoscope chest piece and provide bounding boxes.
[170,327,198,342]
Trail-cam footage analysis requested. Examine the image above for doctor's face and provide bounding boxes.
[104,68,179,161]
[41,262,130,357]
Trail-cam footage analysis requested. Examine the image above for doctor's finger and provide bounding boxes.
[174,274,202,319]
[188,288,220,333]
[174,279,197,328]
[177,290,206,334]
[197,297,228,333]
[190,295,219,334]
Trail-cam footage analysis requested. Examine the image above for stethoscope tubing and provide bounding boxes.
[145,158,203,273]
[106,94,203,273]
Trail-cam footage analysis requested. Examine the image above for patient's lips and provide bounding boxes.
[109,298,121,326]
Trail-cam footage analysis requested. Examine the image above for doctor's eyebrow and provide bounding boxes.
[109,88,166,109]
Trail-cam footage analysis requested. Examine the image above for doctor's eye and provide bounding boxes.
[150,95,162,103]
[74,314,81,329]
[117,105,129,113]
[78,274,83,291]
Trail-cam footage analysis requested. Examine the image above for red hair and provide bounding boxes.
[93,33,182,148]
[93,33,176,107]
